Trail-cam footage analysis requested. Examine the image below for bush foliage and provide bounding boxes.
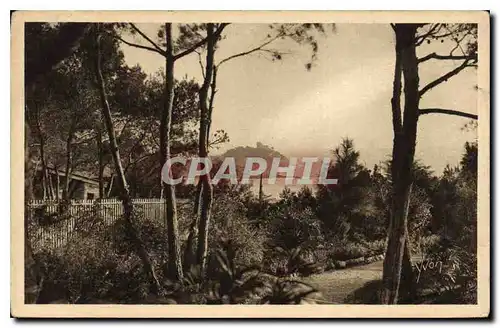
[29,139,477,304]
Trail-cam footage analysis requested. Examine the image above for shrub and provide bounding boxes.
[207,240,267,304]
[362,239,386,256]
[266,189,324,252]
[111,213,168,273]
[346,257,365,267]
[326,239,385,263]
[260,279,321,304]
[164,241,269,304]
[33,210,169,304]
[209,194,266,268]
[35,233,124,303]
[334,261,347,269]
[415,242,477,304]
[329,243,368,261]
[264,246,323,277]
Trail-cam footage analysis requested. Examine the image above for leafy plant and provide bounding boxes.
[329,242,368,261]
[206,240,267,304]
[260,279,320,304]
[271,245,322,277]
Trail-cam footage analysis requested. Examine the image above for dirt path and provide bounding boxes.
[303,261,383,304]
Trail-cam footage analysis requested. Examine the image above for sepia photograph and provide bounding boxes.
[11,11,490,318]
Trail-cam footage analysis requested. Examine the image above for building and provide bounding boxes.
[33,166,103,200]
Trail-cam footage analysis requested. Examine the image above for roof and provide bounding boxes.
[38,166,103,186]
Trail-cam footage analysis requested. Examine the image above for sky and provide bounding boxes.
[121,23,478,175]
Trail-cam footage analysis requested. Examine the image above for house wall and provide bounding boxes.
[70,181,100,200]
[32,170,100,200]
[82,183,100,200]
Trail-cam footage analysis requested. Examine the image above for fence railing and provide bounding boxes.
[27,198,168,251]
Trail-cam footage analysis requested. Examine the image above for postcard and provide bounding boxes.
[11,10,490,318]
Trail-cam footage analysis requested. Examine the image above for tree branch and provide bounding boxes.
[120,23,230,61]
[208,135,226,148]
[419,58,476,97]
[115,35,165,56]
[173,23,230,61]
[419,108,478,120]
[415,24,441,46]
[216,33,282,67]
[124,152,155,174]
[129,23,167,56]
[214,23,230,38]
[196,50,206,80]
[117,116,133,138]
[418,52,476,64]
[449,32,470,56]
[432,31,455,39]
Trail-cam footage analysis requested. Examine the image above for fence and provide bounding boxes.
[27,199,168,251]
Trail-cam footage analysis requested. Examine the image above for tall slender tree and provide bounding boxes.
[94,25,161,293]
[382,23,478,304]
[196,23,217,275]
[160,23,185,280]
[187,23,331,275]
[117,23,229,280]
[119,23,230,279]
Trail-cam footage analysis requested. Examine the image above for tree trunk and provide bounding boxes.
[98,159,105,198]
[186,48,219,274]
[62,126,75,201]
[381,24,420,304]
[33,105,50,200]
[97,127,105,198]
[25,113,35,202]
[196,23,216,276]
[106,174,114,198]
[183,180,202,273]
[160,23,183,281]
[40,139,48,199]
[259,174,264,203]
[34,104,54,200]
[94,28,160,293]
[24,118,42,304]
[206,65,217,140]
[54,164,60,201]
[197,177,213,276]
[400,227,417,303]
[47,167,55,200]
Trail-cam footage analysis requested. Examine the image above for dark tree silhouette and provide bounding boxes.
[382,23,478,304]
